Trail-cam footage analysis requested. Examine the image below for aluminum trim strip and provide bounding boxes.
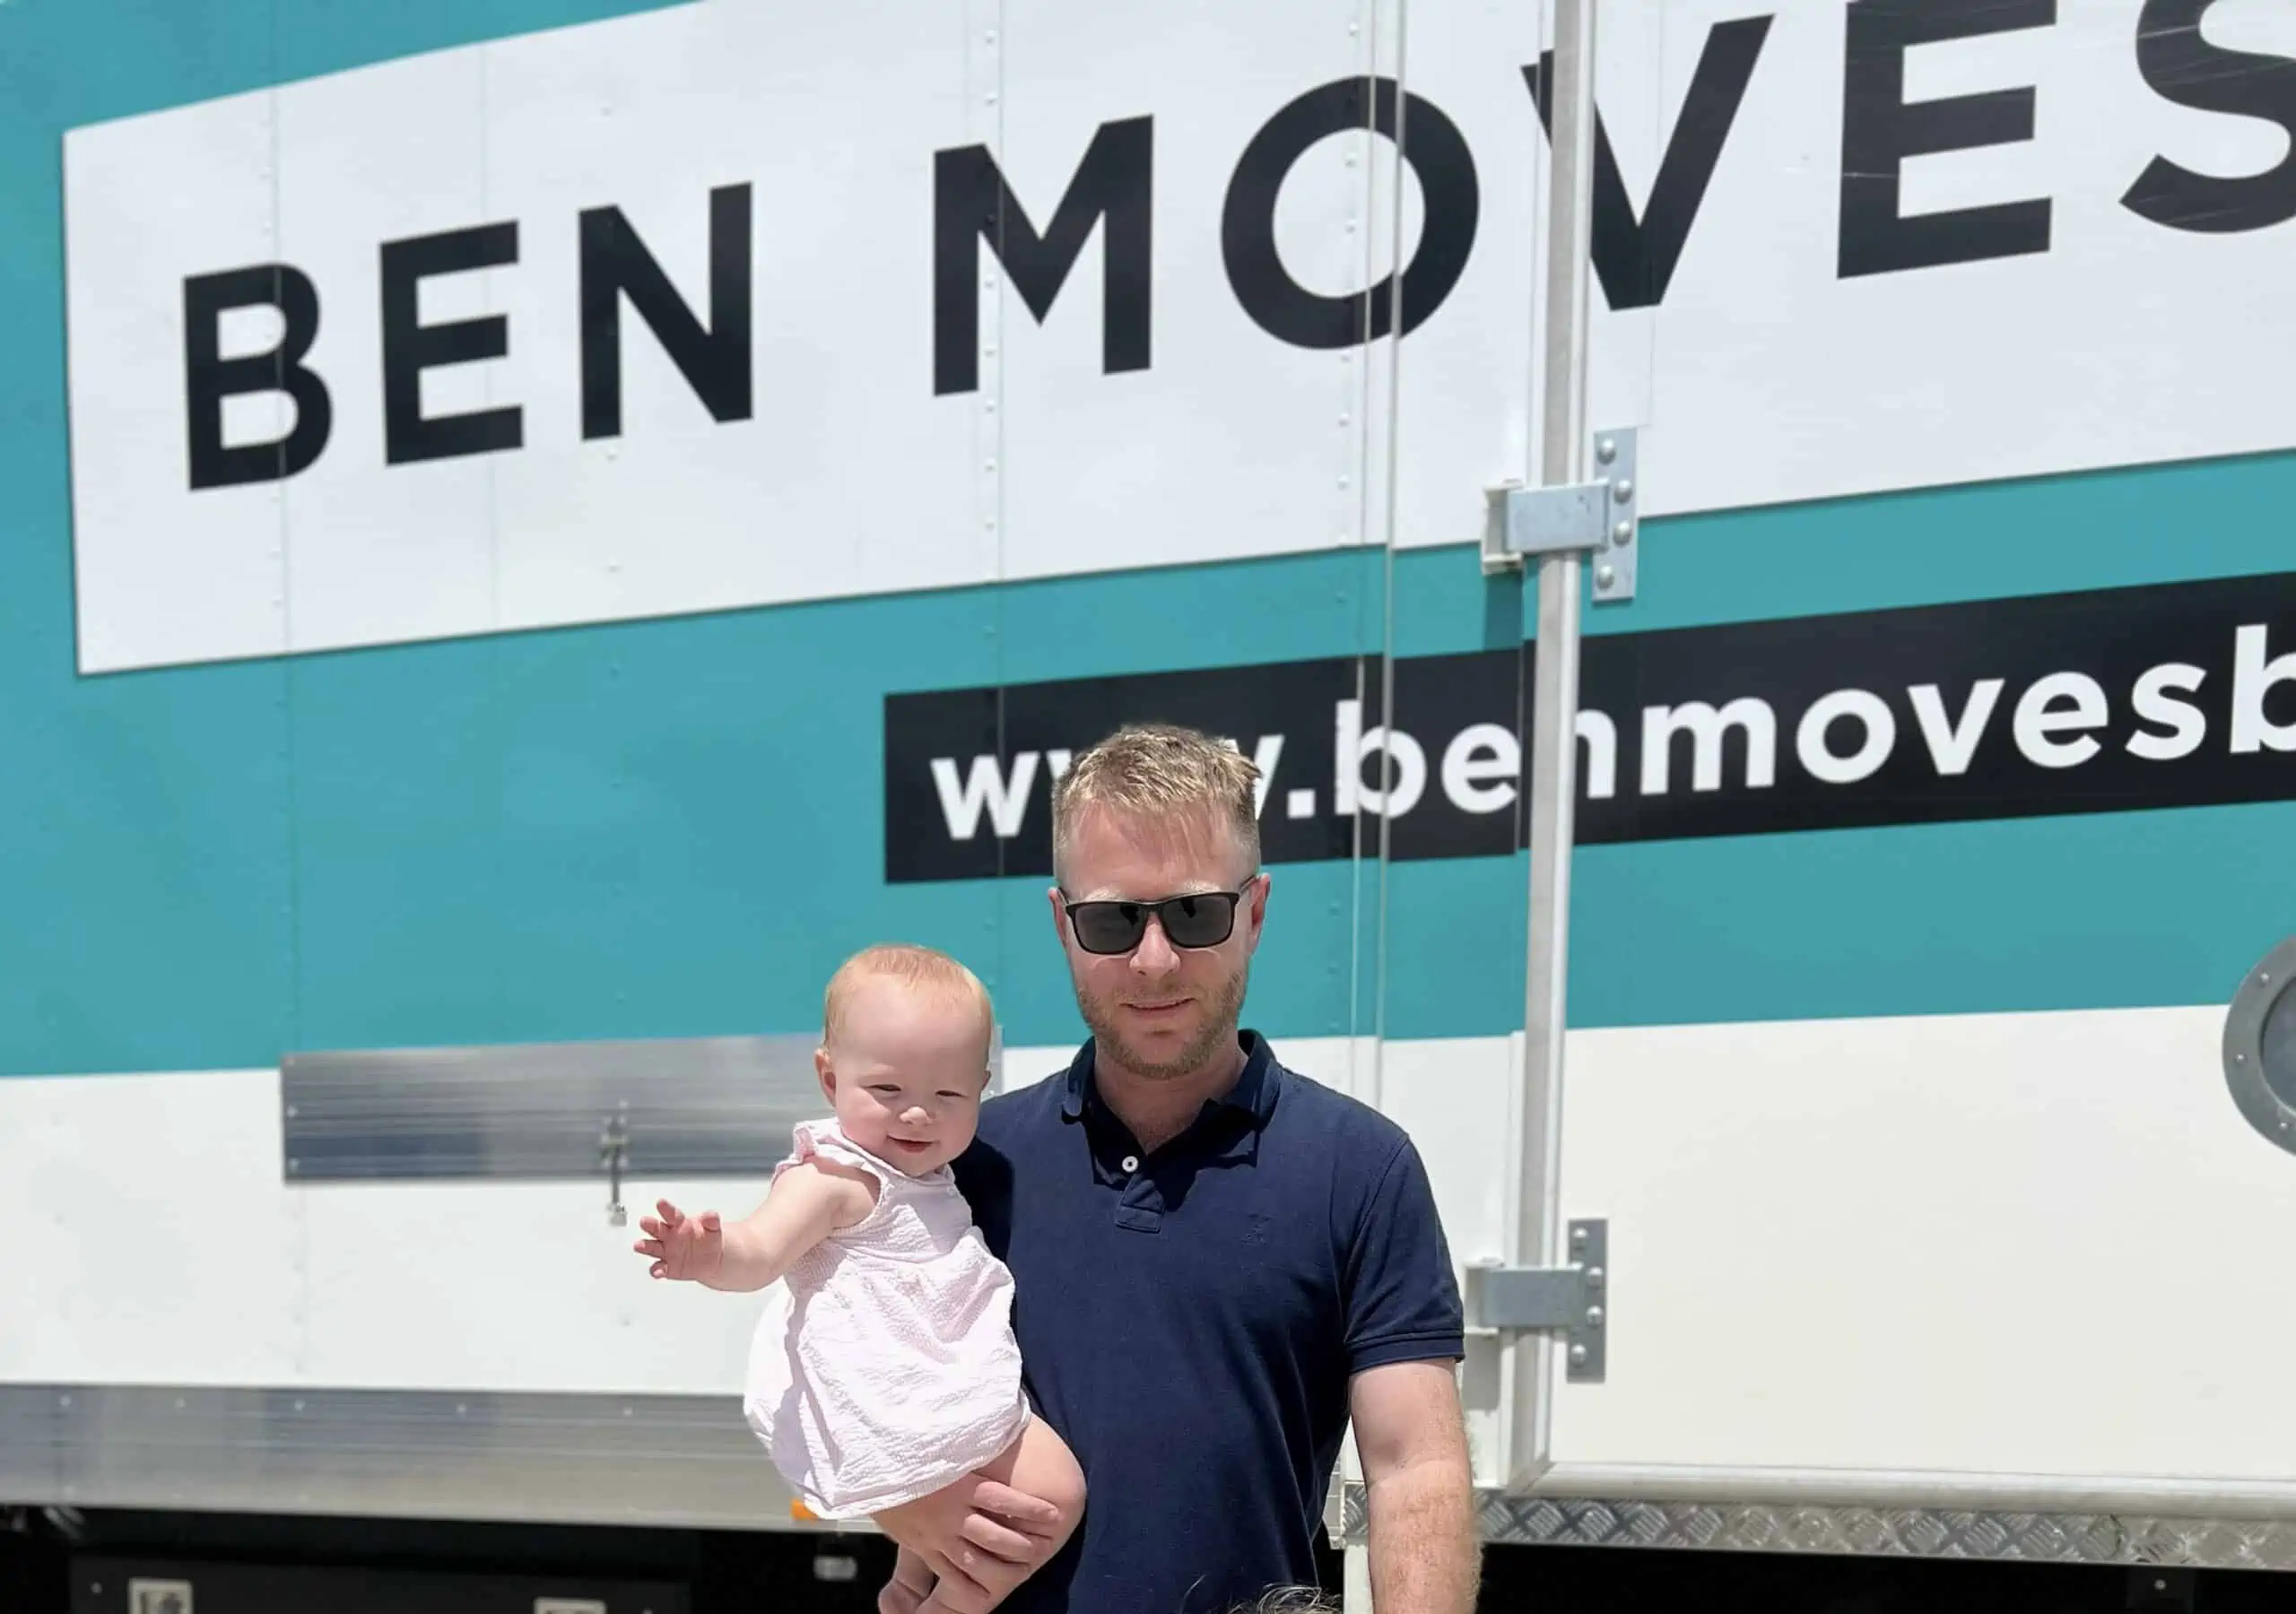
[279,1032,1002,1182]
[21,1385,2296,1569]
[0,1384,816,1533]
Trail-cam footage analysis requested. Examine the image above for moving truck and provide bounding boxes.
[5,0,2296,1609]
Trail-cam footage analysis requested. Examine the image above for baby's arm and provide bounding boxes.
[634,1159,875,1291]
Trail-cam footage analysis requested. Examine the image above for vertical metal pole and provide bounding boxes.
[1339,1426,1369,1612]
[1507,0,1599,1492]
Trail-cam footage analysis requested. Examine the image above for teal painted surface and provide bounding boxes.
[282,585,1388,1057]
[2,2,2292,1078]
[1387,447,2296,657]
[0,0,692,1079]
[202,513,2296,1066]
[0,660,296,1075]
[1372,803,2296,1041]
[1373,449,2296,1037]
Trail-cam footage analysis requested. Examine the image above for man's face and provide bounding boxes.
[1048,802,1268,1080]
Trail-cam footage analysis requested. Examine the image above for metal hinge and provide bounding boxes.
[1462,1218,1607,1384]
[1482,428,1641,603]
[599,1111,630,1228]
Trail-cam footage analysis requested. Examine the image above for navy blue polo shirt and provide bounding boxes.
[951,1030,1465,1614]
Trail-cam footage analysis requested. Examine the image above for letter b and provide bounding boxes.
[183,265,332,490]
[1335,698,1426,817]
[2232,624,2296,753]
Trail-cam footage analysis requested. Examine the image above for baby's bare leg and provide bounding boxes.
[880,1545,935,1614]
[914,1416,1085,1614]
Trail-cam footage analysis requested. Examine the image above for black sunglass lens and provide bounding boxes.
[1073,903,1147,953]
[1161,894,1235,947]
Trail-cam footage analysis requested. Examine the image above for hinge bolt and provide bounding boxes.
[1596,438,1616,464]
[1587,1306,1605,1325]
[1570,1344,1588,1366]
[1596,565,1616,590]
[1612,521,1632,546]
[1613,479,1634,503]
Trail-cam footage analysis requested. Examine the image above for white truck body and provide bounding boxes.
[6,0,2296,1588]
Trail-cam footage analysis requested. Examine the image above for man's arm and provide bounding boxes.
[871,1473,1067,1612]
[1349,1359,1479,1614]
[1335,1126,1477,1613]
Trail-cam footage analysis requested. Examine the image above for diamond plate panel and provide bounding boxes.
[1341,1487,2296,1571]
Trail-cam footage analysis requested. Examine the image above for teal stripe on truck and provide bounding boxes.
[3,515,2291,1076]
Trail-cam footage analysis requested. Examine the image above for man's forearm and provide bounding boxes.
[1365,1457,1480,1614]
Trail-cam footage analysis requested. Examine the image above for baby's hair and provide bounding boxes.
[1227,1591,1338,1614]
[821,941,994,1054]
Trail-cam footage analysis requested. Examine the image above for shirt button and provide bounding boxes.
[1120,1154,1139,1173]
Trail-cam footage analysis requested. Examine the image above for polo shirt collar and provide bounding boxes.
[1059,1029,1283,1129]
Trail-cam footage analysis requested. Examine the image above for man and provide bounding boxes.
[874,722,1480,1614]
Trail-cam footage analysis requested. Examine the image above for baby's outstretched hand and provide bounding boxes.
[634,1199,723,1283]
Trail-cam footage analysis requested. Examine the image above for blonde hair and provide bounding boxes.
[821,942,994,1053]
[1051,722,1262,882]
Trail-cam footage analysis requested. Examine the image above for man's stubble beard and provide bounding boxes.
[1075,960,1251,1081]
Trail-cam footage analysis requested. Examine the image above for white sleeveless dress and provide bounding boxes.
[742,1116,1033,1518]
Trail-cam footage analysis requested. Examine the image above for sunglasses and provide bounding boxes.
[1060,880,1259,957]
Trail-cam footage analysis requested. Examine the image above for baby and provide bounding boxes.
[634,941,1085,1614]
